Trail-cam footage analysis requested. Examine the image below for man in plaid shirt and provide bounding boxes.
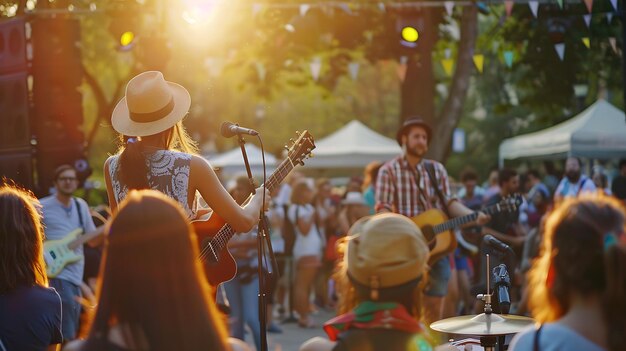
[375,118,490,325]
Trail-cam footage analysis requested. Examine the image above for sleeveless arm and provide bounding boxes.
[103,158,118,213]
[189,155,263,233]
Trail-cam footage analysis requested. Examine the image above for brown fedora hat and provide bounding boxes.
[111,71,191,137]
[395,117,432,145]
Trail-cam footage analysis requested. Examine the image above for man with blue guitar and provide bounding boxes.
[41,164,104,342]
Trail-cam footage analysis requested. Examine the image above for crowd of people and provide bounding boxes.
[1,71,625,351]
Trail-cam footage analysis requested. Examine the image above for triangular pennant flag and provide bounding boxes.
[610,0,617,10]
[441,59,454,77]
[299,4,310,17]
[582,37,590,49]
[252,3,263,16]
[505,1,514,16]
[529,1,539,18]
[444,1,454,16]
[255,62,266,81]
[606,13,613,24]
[584,14,592,28]
[503,51,514,68]
[310,57,322,81]
[378,3,385,12]
[348,62,360,81]
[584,0,593,13]
[339,3,353,15]
[554,43,565,61]
[556,0,563,9]
[204,57,225,77]
[473,54,484,73]
[444,48,452,59]
[397,63,407,82]
[609,37,617,53]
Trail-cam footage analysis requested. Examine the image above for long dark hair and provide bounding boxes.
[82,190,228,351]
[117,122,199,190]
[0,183,47,293]
[528,195,626,351]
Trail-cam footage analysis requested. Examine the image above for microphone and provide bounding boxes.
[220,121,259,138]
[483,234,511,253]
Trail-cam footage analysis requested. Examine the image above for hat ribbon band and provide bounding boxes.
[129,98,175,123]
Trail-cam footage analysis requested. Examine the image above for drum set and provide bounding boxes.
[430,255,535,351]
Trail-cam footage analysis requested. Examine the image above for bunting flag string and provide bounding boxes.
[441,59,454,77]
[582,37,590,49]
[503,51,514,68]
[255,62,267,81]
[584,0,593,13]
[609,37,617,53]
[505,0,514,16]
[473,54,484,73]
[554,43,565,61]
[583,14,591,28]
[444,1,454,16]
[529,1,538,18]
[310,57,322,81]
[348,61,360,80]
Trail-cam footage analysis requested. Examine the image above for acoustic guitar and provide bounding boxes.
[411,194,522,265]
[43,226,105,278]
[192,131,315,286]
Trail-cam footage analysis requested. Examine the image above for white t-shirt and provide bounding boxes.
[509,323,605,351]
[288,204,322,260]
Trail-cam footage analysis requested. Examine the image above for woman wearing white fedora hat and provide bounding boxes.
[104,71,269,234]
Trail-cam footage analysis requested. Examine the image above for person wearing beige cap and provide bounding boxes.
[300,213,456,351]
[103,71,269,234]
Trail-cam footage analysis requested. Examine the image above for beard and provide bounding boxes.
[405,145,427,158]
[566,170,581,182]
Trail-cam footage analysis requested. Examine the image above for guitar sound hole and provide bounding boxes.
[421,225,435,243]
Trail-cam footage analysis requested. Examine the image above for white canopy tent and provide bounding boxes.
[499,100,626,166]
[305,120,401,169]
[206,144,277,180]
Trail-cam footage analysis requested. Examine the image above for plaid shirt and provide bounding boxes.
[375,156,455,217]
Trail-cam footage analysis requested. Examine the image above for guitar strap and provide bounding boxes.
[72,197,85,234]
[425,161,450,217]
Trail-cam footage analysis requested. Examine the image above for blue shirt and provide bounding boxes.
[0,285,63,350]
[40,195,96,285]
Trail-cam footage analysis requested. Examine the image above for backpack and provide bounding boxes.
[282,204,299,256]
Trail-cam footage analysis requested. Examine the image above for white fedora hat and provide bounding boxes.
[111,71,191,137]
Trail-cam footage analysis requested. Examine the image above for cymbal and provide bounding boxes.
[430,313,535,336]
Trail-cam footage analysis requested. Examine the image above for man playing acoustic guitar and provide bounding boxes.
[375,118,490,326]
[40,164,104,342]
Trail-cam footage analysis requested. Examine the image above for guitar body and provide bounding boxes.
[192,213,237,286]
[43,229,84,278]
[411,209,457,265]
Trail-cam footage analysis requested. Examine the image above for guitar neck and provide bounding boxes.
[210,157,296,253]
[68,226,104,250]
[431,204,502,235]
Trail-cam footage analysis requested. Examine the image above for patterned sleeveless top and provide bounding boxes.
[108,150,198,218]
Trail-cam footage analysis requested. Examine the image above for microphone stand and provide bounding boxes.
[236,133,278,351]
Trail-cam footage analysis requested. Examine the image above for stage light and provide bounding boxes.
[120,31,134,47]
[401,26,419,43]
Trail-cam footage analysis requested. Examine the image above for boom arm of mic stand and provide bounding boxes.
[237,134,256,194]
